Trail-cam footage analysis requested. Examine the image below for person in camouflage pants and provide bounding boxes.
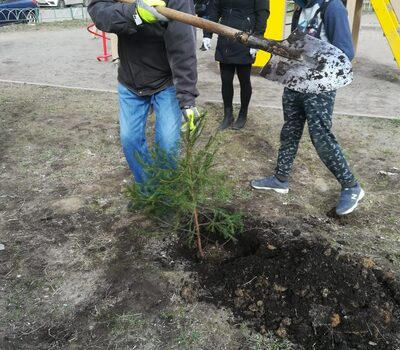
[251,0,365,215]
[275,88,357,188]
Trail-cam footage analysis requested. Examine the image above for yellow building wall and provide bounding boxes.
[253,0,287,67]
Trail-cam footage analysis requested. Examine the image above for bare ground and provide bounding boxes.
[1,20,400,350]
[1,81,399,349]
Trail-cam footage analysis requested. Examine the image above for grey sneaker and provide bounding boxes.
[336,183,365,215]
[250,175,289,194]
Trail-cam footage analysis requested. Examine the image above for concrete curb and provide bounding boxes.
[1,79,399,121]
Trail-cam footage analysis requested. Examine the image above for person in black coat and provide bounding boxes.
[203,0,269,130]
[194,0,213,50]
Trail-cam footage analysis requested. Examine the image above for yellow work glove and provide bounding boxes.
[181,106,202,136]
[136,0,168,24]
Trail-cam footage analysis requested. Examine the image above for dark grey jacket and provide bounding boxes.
[88,0,199,107]
[204,0,269,65]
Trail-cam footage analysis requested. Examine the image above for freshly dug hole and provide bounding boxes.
[191,218,400,350]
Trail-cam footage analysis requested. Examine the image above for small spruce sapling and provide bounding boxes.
[125,112,243,258]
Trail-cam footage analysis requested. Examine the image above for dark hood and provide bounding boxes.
[293,0,322,8]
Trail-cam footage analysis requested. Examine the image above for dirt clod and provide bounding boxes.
[330,313,341,328]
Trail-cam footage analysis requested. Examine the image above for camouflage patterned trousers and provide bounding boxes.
[275,88,357,188]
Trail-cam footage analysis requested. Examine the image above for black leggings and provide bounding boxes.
[219,63,252,110]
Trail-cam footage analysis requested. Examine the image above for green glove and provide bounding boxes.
[136,0,168,24]
[181,106,202,136]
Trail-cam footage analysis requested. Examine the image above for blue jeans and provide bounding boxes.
[118,83,182,186]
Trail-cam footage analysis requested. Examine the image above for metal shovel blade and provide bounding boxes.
[259,30,353,93]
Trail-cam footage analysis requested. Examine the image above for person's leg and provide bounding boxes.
[201,15,209,46]
[251,88,306,193]
[304,91,357,188]
[304,91,364,215]
[152,85,182,169]
[110,34,119,63]
[219,62,235,129]
[118,83,151,186]
[275,88,307,181]
[232,64,252,129]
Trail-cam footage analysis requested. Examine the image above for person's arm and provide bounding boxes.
[203,0,221,39]
[164,0,199,108]
[324,0,355,60]
[88,0,138,35]
[253,0,269,35]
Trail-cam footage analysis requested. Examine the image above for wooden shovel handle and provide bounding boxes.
[118,0,251,43]
[117,0,298,59]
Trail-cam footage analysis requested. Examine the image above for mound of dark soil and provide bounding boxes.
[194,220,400,350]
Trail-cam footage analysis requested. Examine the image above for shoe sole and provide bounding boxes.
[336,188,365,215]
[251,183,289,194]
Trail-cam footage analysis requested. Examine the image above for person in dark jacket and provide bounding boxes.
[251,0,365,216]
[203,0,269,130]
[194,0,212,51]
[88,0,199,192]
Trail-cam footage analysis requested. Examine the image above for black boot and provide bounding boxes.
[218,107,234,130]
[232,108,248,130]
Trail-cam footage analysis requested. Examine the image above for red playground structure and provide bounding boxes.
[87,23,112,62]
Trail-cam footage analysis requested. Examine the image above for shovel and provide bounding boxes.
[117,0,353,93]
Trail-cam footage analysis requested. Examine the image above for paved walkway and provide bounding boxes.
[0,15,399,118]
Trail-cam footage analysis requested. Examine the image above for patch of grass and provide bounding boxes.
[3,274,63,337]
[176,330,201,350]
[134,227,165,238]
[162,306,204,350]
[105,312,162,349]
[387,215,400,226]
[382,149,395,156]
[208,171,236,202]
[111,313,144,335]
[159,310,176,322]
[235,186,253,201]
[249,332,299,350]
[389,118,400,128]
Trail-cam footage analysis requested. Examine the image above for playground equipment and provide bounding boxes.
[369,0,400,66]
[346,0,400,67]
[258,0,400,68]
[87,23,112,61]
[254,0,286,67]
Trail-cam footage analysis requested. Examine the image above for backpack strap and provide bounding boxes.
[291,5,302,33]
[310,0,331,38]
[298,0,330,38]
